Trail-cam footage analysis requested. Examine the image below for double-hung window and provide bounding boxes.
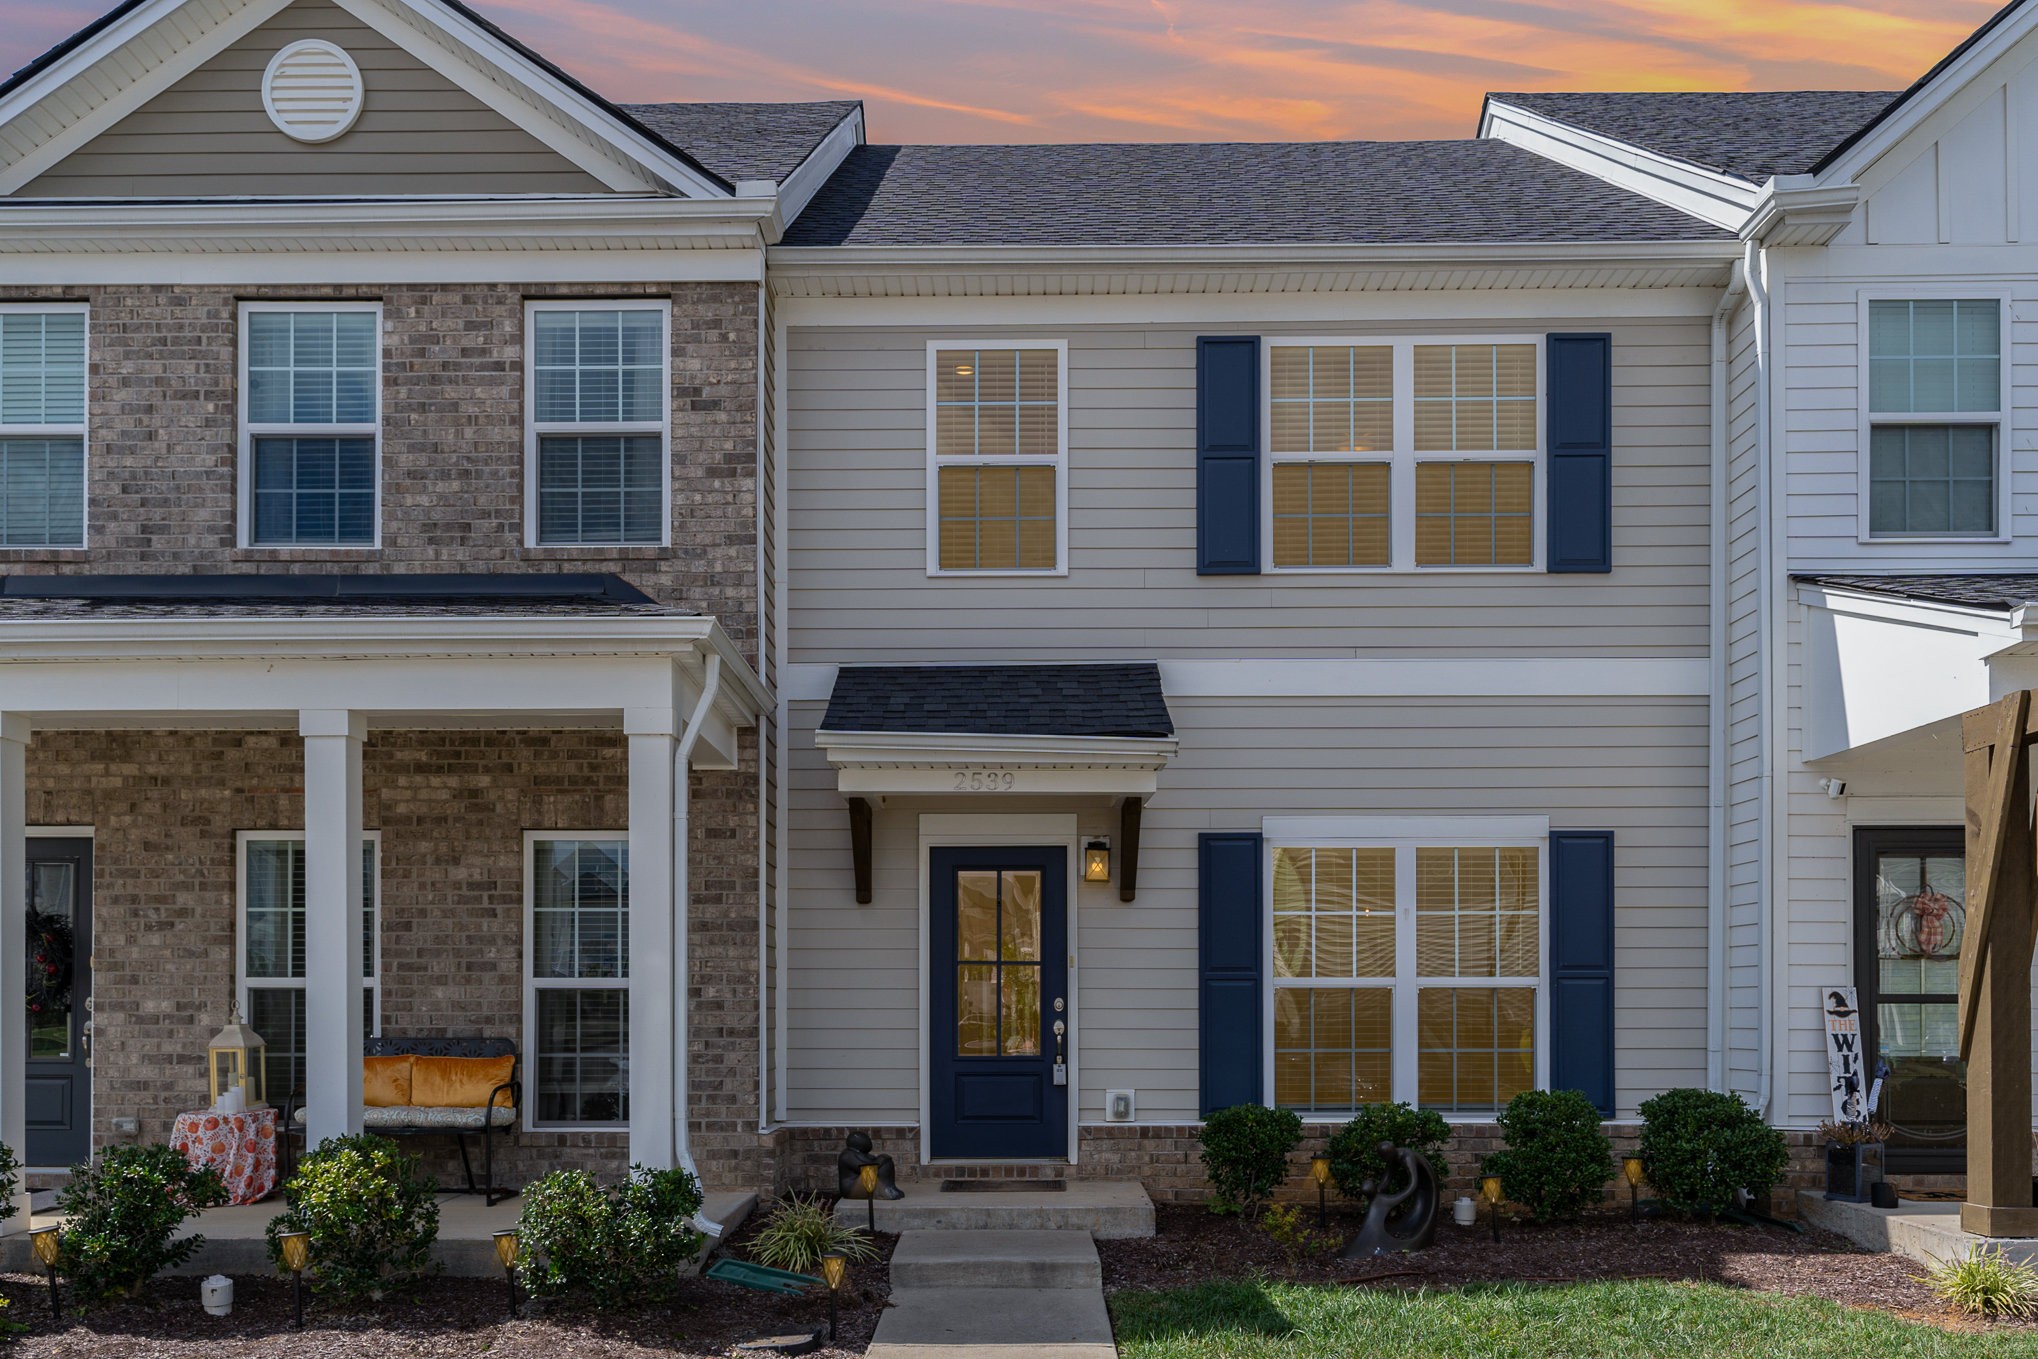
[1267,339,1540,571]
[1267,819,1544,1117]
[237,833,379,1101]
[241,303,380,547]
[525,835,630,1129]
[0,305,87,548]
[1865,298,2005,540]
[527,303,670,546]
[928,342,1067,574]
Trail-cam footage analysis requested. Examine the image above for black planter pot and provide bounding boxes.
[1824,1142,1886,1203]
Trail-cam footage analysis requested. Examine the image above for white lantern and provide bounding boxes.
[207,1001,267,1108]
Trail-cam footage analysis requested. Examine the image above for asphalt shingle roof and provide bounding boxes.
[1489,91,1901,182]
[821,664,1174,739]
[1795,574,2038,611]
[621,101,860,185]
[0,573,689,619]
[781,140,1730,247]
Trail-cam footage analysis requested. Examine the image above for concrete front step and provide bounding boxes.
[837,1178,1154,1239]
[867,1285,1116,1359]
[890,1229,1101,1290]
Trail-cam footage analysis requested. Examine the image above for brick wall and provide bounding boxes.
[31,726,772,1194]
[0,281,761,654]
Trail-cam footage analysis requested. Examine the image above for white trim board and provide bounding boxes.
[782,658,1710,704]
[1479,99,1760,231]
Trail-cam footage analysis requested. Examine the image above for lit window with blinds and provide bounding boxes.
[1267,829,1541,1117]
[1413,344,1537,566]
[929,345,1065,573]
[0,307,87,548]
[1269,346,1392,567]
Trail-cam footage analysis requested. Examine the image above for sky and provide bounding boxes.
[0,0,2010,143]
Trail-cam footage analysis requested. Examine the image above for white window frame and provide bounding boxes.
[237,300,383,550]
[1261,336,1545,573]
[523,830,631,1133]
[233,830,383,1087]
[1259,814,1550,1122]
[1855,289,2013,545]
[523,300,673,549]
[0,301,90,550]
[924,339,1070,577]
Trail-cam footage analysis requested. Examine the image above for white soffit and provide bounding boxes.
[814,729,1178,798]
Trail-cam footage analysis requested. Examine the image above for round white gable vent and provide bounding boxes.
[262,39,365,144]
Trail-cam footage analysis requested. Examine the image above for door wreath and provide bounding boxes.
[26,907,73,1019]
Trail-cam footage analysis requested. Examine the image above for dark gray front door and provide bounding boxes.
[26,837,91,1168]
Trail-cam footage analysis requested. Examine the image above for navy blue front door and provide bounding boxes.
[930,847,1068,1159]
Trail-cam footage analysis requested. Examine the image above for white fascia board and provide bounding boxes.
[1792,582,2018,635]
[775,104,864,233]
[815,728,1178,797]
[0,249,764,287]
[1479,100,1760,231]
[1740,177,1861,246]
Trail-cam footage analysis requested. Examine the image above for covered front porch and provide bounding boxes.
[0,575,767,1227]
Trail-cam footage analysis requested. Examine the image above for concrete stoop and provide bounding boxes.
[890,1229,1103,1290]
[870,1230,1117,1359]
[1800,1189,2038,1268]
[839,1179,1154,1239]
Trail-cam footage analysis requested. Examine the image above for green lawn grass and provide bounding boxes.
[1110,1278,2038,1359]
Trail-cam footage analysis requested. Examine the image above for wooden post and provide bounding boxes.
[1118,797,1143,904]
[848,797,873,905]
[1960,693,2038,1236]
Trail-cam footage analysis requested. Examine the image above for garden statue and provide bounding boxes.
[837,1131,905,1200]
[1340,1140,1441,1259]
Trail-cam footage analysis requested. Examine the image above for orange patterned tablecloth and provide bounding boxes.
[170,1107,278,1206]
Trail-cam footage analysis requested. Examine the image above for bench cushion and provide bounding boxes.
[364,1056,413,1108]
[293,1104,516,1131]
[412,1055,516,1110]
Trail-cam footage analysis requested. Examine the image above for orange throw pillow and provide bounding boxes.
[410,1055,516,1109]
[362,1056,414,1108]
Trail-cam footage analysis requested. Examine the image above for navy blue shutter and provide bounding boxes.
[1196,336,1261,574]
[1199,831,1264,1114]
[1548,830,1616,1115]
[1545,333,1613,573]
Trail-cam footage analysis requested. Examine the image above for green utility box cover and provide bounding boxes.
[705,1257,822,1296]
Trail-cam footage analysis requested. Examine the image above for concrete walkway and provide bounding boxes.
[868,1228,1117,1359]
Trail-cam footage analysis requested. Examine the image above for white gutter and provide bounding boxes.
[674,652,723,1235]
[1707,256,1749,1091]
[756,278,772,1140]
[1746,234,1780,1122]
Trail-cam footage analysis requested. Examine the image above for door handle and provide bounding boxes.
[1052,1017,1067,1086]
[81,1016,92,1069]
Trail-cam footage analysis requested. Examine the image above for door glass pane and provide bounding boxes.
[1001,871,1041,962]
[1872,850,1966,1152]
[957,964,997,1056]
[27,861,76,1060]
[957,873,998,962]
[1000,967,1040,1056]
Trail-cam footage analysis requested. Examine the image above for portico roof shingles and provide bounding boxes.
[0,573,689,618]
[1795,573,2038,611]
[821,663,1174,739]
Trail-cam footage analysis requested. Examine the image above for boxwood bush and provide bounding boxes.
[1637,1087,1790,1215]
[516,1164,704,1309]
[1481,1089,1613,1222]
[56,1144,229,1302]
[1198,1104,1302,1216]
[265,1134,440,1300]
[1325,1102,1450,1203]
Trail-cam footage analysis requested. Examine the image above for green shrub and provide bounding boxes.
[1199,1104,1303,1216]
[516,1164,704,1309]
[1636,1088,1790,1215]
[0,1141,20,1228]
[1259,1202,1340,1267]
[264,1134,439,1301]
[1480,1089,1613,1222]
[747,1194,877,1274]
[1325,1103,1450,1203]
[55,1143,229,1301]
[1924,1245,2038,1318]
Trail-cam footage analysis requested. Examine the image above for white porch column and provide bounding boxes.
[626,710,678,1170]
[0,716,26,1228]
[300,710,365,1148]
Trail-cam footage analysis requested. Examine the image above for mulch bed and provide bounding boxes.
[1100,1202,2026,1334]
[0,1204,895,1358]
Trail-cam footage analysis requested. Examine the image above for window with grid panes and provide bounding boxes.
[239,836,378,1101]
[530,307,667,545]
[527,838,630,1128]
[1413,344,1536,566]
[243,307,379,546]
[1867,300,2001,538]
[1269,346,1392,566]
[1413,846,1538,1111]
[931,346,1062,571]
[0,309,86,548]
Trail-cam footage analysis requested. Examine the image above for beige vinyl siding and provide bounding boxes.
[1723,303,1764,1101]
[783,694,1709,1126]
[19,0,607,198]
[787,317,1712,662]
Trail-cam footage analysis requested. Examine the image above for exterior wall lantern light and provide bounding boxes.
[493,1229,521,1318]
[819,1249,849,1341]
[277,1228,311,1328]
[858,1161,880,1234]
[1083,841,1111,884]
[29,1224,60,1320]
[1309,1154,1331,1228]
[1623,1156,1646,1221]
[1480,1175,1504,1243]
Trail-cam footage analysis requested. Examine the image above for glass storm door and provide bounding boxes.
[929,847,1068,1159]
[26,837,91,1168]
[1854,828,1965,1172]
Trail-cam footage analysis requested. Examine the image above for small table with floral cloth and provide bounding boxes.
[169,1107,279,1205]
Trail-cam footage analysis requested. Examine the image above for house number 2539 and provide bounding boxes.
[953,769,1017,791]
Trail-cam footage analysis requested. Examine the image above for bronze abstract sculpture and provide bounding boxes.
[1339,1140,1440,1259]
[838,1131,905,1200]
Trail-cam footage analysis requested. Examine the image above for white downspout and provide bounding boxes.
[675,652,724,1234]
[1745,235,1778,1122]
[1707,256,1748,1091]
